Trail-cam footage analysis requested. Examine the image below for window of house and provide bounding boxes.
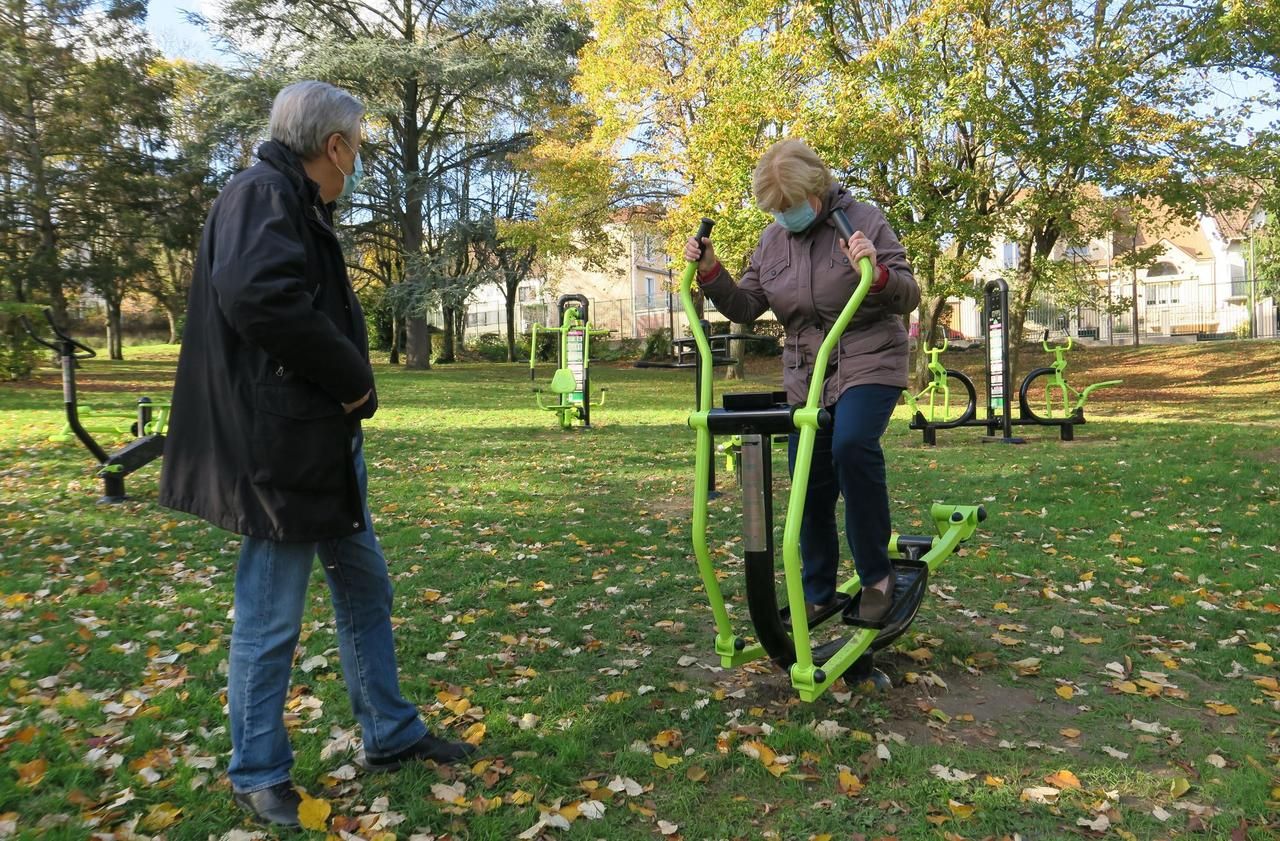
[1002,242,1019,269]
[645,275,656,305]
[1230,264,1248,297]
[518,285,537,303]
[1147,261,1178,277]
[1064,242,1090,259]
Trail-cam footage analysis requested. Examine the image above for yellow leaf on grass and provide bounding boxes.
[559,801,581,822]
[462,722,486,745]
[984,775,1004,787]
[948,799,975,819]
[509,789,534,805]
[653,752,681,769]
[1079,637,1103,645]
[15,758,46,788]
[1060,728,1081,738]
[1248,642,1271,652]
[686,766,707,782]
[1055,686,1075,700]
[140,803,182,832]
[1169,777,1192,798]
[652,729,682,748]
[1114,681,1139,694]
[1011,657,1041,675]
[837,769,863,796]
[1044,769,1081,790]
[739,741,777,765]
[1205,702,1239,716]
[297,796,331,831]
[605,691,630,704]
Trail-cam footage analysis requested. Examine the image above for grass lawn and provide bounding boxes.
[0,339,1277,840]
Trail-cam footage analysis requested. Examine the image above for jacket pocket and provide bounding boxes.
[250,384,348,492]
[759,253,791,286]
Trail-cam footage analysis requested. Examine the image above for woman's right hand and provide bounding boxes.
[684,236,718,272]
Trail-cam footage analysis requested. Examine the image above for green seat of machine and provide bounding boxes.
[678,214,987,703]
[529,294,611,429]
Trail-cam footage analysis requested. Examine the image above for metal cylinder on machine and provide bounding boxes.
[831,207,856,243]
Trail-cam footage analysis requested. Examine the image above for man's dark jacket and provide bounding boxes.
[159,141,376,542]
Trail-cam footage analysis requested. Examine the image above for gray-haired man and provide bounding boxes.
[160,80,473,828]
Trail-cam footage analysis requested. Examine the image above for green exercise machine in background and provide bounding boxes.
[530,294,611,429]
[679,215,986,702]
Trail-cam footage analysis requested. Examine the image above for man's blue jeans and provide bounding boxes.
[788,384,901,605]
[228,433,427,793]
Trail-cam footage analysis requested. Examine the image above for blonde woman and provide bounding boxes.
[683,138,920,622]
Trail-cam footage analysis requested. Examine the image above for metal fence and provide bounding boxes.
[464,279,1280,347]
[464,293,689,342]
[1024,278,1278,343]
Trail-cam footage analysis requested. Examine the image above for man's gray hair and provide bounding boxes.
[269,81,364,159]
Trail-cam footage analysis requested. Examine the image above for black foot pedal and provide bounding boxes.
[781,593,851,631]
[844,560,929,650]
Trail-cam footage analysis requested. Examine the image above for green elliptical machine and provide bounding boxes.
[530,294,611,429]
[681,215,986,702]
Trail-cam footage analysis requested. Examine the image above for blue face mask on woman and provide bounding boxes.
[771,200,817,232]
[336,136,364,200]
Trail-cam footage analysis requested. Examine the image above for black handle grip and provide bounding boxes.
[692,218,715,260]
[830,208,855,242]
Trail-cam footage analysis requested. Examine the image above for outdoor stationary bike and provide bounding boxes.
[1018,332,1122,426]
[529,294,610,429]
[902,335,977,444]
[909,279,1122,444]
[21,310,168,503]
[681,215,985,702]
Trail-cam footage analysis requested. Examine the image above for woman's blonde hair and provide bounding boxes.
[752,139,833,213]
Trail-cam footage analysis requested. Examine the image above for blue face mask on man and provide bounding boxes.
[771,200,817,232]
[335,135,364,200]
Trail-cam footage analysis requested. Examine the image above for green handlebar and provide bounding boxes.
[678,243,875,415]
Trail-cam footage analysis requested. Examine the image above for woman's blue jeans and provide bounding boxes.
[227,433,427,793]
[787,384,901,605]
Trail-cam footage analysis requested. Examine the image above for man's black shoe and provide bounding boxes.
[357,733,478,772]
[232,780,301,827]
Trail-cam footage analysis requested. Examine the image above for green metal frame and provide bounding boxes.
[1035,335,1122,417]
[903,337,963,423]
[679,250,983,701]
[530,307,609,429]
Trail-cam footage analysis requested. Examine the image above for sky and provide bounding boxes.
[145,0,223,64]
[143,0,1277,138]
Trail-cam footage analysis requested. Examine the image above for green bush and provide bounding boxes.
[593,338,643,362]
[642,328,673,360]
[0,302,45,381]
[466,332,510,362]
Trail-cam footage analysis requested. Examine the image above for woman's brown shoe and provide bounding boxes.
[857,572,896,623]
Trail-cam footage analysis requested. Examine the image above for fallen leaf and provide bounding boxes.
[298,796,331,831]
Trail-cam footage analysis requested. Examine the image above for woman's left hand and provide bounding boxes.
[840,231,876,268]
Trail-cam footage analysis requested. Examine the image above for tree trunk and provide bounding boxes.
[454,306,466,355]
[399,74,430,370]
[505,288,518,362]
[725,321,747,380]
[439,304,456,363]
[165,305,179,344]
[106,298,124,360]
[405,317,431,367]
[913,295,948,390]
[389,310,400,365]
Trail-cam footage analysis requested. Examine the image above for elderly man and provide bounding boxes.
[160,80,473,828]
